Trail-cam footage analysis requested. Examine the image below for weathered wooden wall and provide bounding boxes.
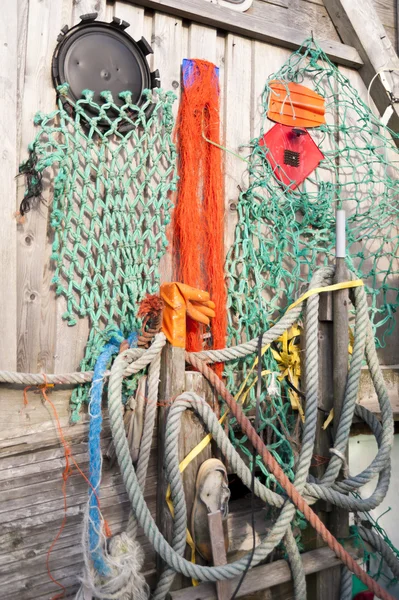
[0,0,397,598]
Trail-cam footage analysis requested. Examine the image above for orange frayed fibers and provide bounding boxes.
[174,59,227,373]
[24,380,111,599]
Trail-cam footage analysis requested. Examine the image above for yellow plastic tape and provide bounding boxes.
[287,280,364,312]
[323,408,334,430]
[166,278,364,575]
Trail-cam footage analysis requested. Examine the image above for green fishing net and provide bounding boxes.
[20,85,177,421]
[350,508,399,591]
[224,39,399,526]
[226,40,398,350]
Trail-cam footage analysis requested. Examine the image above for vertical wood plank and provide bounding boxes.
[223,34,252,257]
[0,0,18,371]
[216,33,226,131]
[251,43,291,139]
[54,0,108,374]
[72,0,107,22]
[113,2,145,39]
[17,0,30,154]
[16,0,72,374]
[187,23,217,62]
[153,13,185,112]
[152,12,186,283]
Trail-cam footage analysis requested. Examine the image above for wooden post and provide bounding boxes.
[323,0,399,140]
[156,343,186,575]
[331,211,349,540]
[208,511,230,600]
[174,371,214,590]
[156,348,214,588]
[307,211,350,599]
[306,290,342,600]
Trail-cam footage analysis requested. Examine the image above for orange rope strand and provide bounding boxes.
[24,380,111,599]
[186,352,396,600]
[174,59,227,367]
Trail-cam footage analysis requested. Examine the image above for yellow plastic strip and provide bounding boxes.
[323,408,334,430]
[166,280,363,576]
[287,280,364,312]
[165,491,199,585]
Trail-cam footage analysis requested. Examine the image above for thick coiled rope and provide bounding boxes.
[105,267,395,600]
[77,341,165,599]
[1,267,396,599]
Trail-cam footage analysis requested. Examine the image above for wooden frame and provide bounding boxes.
[323,0,399,136]
[126,0,363,68]
[169,546,358,600]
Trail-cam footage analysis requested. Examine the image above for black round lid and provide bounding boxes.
[52,14,159,118]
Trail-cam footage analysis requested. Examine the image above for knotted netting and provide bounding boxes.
[20,85,177,420]
[223,40,399,536]
[226,40,398,350]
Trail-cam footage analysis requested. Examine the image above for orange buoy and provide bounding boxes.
[267,80,326,128]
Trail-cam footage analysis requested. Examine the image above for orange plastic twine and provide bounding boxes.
[174,59,227,371]
[24,379,111,599]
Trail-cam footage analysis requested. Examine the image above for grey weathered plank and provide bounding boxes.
[223,32,252,259]
[0,0,18,371]
[251,0,341,42]
[323,0,399,138]
[156,344,185,574]
[16,0,72,375]
[127,0,363,67]
[170,547,352,600]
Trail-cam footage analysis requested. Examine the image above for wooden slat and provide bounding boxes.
[152,11,186,282]
[251,0,341,42]
[113,1,145,38]
[17,0,30,153]
[323,0,399,139]
[170,546,355,600]
[0,1,18,371]
[16,0,72,375]
[224,34,252,256]
[251,43,291,138]
[126,0,363,67]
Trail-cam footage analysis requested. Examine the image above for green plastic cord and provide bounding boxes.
[223,38,398,536]
[20,86,178,421]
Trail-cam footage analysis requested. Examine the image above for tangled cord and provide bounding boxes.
[106,267,395,600]
[1,266,397,600]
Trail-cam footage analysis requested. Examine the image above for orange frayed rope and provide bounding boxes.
[174,58,227,373]
[24,378,111,599]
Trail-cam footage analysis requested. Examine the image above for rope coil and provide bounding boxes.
[2,267,397,599]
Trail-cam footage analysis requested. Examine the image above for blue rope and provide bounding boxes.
[88,328,138,575]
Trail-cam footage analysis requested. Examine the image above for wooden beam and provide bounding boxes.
[331,253,349,543]
[323,0,399,137]
[305,291,342,600]
[169,546,355,600]
[126,0,363,68]
[208,511,231,600]
[156,343,186,575]
[0,0,17,370]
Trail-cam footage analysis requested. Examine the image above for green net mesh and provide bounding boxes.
[351,507,399,590]
[20,85,177,421]
[226,40,399,349]
[223,40,399,529]
[20,42,399,557]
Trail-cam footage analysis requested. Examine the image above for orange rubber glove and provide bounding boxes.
[160,282,216,348]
